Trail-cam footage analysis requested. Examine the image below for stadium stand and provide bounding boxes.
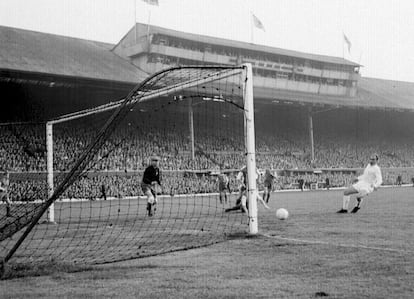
[2,103,414,201]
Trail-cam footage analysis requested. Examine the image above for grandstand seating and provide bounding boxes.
[2,105,414,201]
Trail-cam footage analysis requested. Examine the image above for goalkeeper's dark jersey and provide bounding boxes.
[142,165,161,185]
[264,172,274,185]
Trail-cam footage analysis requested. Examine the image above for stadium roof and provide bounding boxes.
[357,77,414,111]
[0,25,413,112]
[130,22,359,67]
[255,80,414,111]
[0,26,147,84]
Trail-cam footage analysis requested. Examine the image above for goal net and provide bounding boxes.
[0,64,258,268]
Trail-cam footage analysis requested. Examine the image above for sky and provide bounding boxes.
[1,0,413,82]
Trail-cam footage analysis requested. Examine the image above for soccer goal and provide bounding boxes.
[0,64,258,270]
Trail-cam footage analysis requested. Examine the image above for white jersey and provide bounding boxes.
[236,168,259,186]
[236,170,247,187]
[358,164,382,189]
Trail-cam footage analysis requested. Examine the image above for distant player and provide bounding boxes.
[225,165,269,214]
[298,177,305,191]
[337,154,382,214]
[100,184,107,201]
[217,172,230,204]
[396,174,402,186]
[325,177,330,190]
[141,156,162,217]
[0,170,12,217]
[263,169,276,203]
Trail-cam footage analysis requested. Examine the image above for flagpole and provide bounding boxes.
[134,0,137,43]
[141,0,159,44]
[147,8,151,41]
[250,11,254,43]
[247,0,252,43]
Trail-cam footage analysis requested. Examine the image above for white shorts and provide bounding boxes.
[352,181,373,197]
[147,194,158,205]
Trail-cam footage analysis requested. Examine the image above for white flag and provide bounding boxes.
[252,13,265,32]
[343,33,352,53]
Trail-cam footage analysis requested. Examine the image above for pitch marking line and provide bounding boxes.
[261,233,413,254]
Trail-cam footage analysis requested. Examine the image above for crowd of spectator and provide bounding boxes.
[3,122,414,173]
[2,107,414,201]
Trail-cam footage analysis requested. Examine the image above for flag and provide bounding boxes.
[252,13,265,31]
[343,33,352,53]
[142,0,159,6]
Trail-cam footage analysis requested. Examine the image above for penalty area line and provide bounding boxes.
[261,233,412,254]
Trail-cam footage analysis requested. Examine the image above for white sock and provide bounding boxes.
[342,195,350,210]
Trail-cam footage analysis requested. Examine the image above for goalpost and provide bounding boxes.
[0,64,258,269]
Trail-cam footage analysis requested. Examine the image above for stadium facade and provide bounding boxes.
[113,23,360,97]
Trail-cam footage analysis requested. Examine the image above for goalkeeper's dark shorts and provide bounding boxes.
[219,182,229,192]
[264,181,272,189]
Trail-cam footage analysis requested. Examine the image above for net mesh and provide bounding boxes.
[1,66,251,266]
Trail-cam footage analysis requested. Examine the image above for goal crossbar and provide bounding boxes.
[49,67,244,125]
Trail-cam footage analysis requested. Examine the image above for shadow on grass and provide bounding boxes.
[1,260,93,280]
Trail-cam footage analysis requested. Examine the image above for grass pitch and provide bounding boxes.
[1,187,413,298]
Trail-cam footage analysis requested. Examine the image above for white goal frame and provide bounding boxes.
[44,64,258,233]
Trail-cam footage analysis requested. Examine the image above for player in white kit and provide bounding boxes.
[1,170,12,217]
[337,154,382,214]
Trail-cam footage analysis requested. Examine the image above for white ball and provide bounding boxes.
[276,208,289,220]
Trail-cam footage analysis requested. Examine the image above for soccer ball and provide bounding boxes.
[276,208,289,220]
